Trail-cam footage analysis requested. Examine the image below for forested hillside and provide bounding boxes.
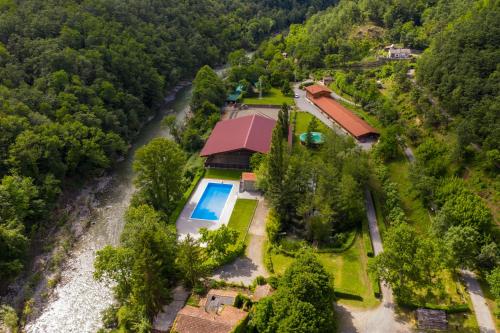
[0,0,338,286]
[233,0,499,325]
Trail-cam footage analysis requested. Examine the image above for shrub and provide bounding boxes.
[362,219,374,257]
[169,169,205,224]
[255,276,267,286]
[264,243,274,274]
[266,210,281,244]
[101,305,119,329]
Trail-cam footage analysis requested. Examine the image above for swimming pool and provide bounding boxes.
[190,183,233,221]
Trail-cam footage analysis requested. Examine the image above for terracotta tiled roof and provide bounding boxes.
[173,305,247,333]
[200,115,276,157]
[242,172,256,181]
[310,96,379,139]
[305,84,332,96]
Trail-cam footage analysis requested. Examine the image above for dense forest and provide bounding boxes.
[0,0,340,286]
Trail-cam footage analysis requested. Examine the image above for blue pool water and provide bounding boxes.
[191,183,233,221]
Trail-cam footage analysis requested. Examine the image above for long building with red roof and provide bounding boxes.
[200,114,276,169]
[305,85,379,141]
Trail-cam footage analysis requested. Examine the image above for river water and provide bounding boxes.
[24,84,194,333]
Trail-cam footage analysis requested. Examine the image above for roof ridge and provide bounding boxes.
[243,114,256,149]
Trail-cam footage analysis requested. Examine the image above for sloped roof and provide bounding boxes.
[305,84,332,96]
[200,114,276,157]
[242,172,256,181]
[311,96,379,139]
[173,305,247,333]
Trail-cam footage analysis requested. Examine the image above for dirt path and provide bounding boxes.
[212,197,269,285]
[461,270,497,333]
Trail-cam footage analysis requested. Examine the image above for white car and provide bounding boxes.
[294,94,299,98]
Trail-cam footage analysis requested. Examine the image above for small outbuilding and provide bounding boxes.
[416,308,448,331]
[171,289,247,333]
[241,172,257,192]
[388,47,412,59]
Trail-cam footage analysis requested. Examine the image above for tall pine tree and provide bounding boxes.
[267,123,286,216]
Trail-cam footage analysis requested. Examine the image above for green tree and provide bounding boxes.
[249,251,336,333]
[176,234,208,287]
[266,123,286,216]
[373,223,442,303]
[305,117,318,148]
[133,138,186,214]
[94,205,177,327]
[376,126,399,161]
[278,103,290,138]
[486,267,500,309]
[444,225,481,269]
[199,225,241,265]
[162,115,182,144]
[191,65,226,110]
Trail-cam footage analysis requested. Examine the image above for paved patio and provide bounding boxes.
[176,178,239,240]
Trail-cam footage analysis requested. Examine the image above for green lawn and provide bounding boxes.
[227,199,258,244]
[243,87,294,106]
[205,168,242,180]
[269,234,380,309]
[387,158,431,233]
[293,112,330,146]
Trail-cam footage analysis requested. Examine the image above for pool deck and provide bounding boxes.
[177,178,259,240]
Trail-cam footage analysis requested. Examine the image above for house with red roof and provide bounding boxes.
[305,85,379,141]
[171,289,247,333]
[200,114,276,169]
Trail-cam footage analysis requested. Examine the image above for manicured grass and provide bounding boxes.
[227,199,258,244]
[294,111,329,135]
[387,158,431,233]
[243,87,294,106]
[205,168,242,180]
[293,112,330,147]
[269,234,380,309]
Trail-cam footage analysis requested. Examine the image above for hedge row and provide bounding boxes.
[362,218,374,257]
[367,258,381,299]
[334,290,363,301]
[264,242,274,274]
[399,301,469,313]
[169,169,206,224]
[315,230,357,254]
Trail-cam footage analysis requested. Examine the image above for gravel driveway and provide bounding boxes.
[212,197,269,285]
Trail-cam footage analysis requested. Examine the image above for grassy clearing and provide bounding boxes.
[387,157,431,233]
[227,199,258,245]
[243,87,294,106]
[205,168,242,180]
[293,111,330,147]
[269,234,380,309]
[294,111,330,135]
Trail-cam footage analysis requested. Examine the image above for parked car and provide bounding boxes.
[294,94,299,98]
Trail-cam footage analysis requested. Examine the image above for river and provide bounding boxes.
[23,82,195,333]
